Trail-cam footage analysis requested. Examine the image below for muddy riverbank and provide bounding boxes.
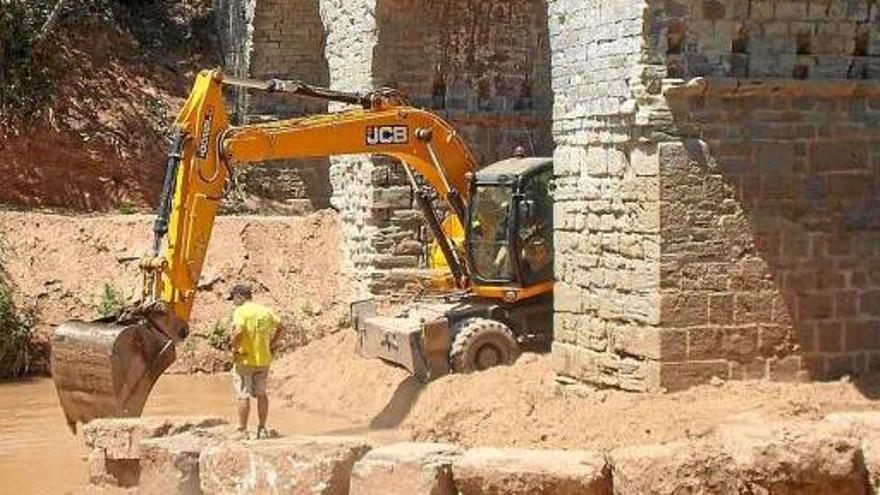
[0,373,401,494]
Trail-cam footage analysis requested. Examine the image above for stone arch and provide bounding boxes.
[222,0,334,212]
[361,0,554,296]
[372,0,554,164]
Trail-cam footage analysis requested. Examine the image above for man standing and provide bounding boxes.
[228,283,285,439]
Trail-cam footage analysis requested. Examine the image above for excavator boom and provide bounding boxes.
[51,70,479,430]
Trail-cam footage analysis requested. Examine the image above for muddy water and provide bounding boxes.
[0,373,398,494]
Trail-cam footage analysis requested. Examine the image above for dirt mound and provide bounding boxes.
[275,332,880,451]
[0,209,349,373]
[273,331,411,426]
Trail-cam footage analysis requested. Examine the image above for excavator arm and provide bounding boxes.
[51,69,478,429]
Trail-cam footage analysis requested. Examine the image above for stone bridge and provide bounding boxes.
[215,0,880,391]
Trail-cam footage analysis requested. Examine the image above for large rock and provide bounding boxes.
[350,442,461,495]
[825,412,880,494]
[611,440,737,494]
[613,419,868,495]
[139,432,219,495]
[199,435,373,494]
[82,416,225,488]
[87,450,142,488]
[715,419,867,495]
[83,416,226,460]
[453,447,610,495]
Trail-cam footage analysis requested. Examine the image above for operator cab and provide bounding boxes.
[466,157,554,288]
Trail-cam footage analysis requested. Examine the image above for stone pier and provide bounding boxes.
[550,0,880,391]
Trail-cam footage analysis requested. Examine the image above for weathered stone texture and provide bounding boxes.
[199,435,373,494]
[229,0,333,211]
[611,440,737,494]
[140,433,214,494]
[825,411,880,493]
[549,0,664,390]
[318,0,380,298]
[373,0,553,163]
[649,0,880,80]
[453,447,611,495]
[655,83,880,388]
[349,442,461,495]
[612,419,868,495]
[82,416,226,489]
[551,0,880,391]
[715,419,868,494]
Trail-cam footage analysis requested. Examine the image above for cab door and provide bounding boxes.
[515,166,554,286]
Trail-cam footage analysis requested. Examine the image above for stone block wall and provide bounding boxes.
[217,0,333,213]
[549,0,664,391]
[551,0,880,391]
[372,0,554,163]
[659,80,880,387]
[319,0,380,297]
[657,0,879,79]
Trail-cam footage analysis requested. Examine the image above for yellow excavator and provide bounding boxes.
[51,69,554,431]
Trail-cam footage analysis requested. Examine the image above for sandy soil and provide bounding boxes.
[274,331,880,452]
[0,210,349,373]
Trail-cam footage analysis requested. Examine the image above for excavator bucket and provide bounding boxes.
[50,319,176,432]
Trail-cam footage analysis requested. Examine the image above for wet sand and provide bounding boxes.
[0,373,398,494]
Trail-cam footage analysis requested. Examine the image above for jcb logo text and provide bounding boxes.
[366,126,408,145]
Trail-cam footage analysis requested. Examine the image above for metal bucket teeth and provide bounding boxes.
[50,320,176,431]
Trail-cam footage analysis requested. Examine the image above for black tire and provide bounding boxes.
[450,318,519,373]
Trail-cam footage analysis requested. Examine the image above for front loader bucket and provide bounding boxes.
[50,320,176,431]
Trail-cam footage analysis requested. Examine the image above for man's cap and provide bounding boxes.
[227,283,253,300]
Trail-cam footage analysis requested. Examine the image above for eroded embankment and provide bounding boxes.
[0,209,349,373]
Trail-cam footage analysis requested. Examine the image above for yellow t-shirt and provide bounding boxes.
[233,301,281,367]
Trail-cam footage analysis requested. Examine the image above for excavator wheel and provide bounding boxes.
[50,319,177,432]
[450,317,519,373]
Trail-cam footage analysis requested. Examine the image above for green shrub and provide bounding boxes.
[0,282,31,378]
[207,321,230,351]
[97,283,125,318]
[117,202,136,215]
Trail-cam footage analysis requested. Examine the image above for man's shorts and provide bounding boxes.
[232,364,269,399]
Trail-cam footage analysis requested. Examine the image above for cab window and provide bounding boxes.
[517,169,553,284]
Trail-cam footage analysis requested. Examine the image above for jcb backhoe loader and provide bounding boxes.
[51,70,554,431]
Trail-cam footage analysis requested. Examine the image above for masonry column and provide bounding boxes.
[550,0,880,392]
[548,0,664,391]
[319,0,379,298]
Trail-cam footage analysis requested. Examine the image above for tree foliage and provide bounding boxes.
[0,0,60,116]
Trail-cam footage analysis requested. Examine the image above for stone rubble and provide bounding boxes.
[349,442,461,495]
[80,413,880,494]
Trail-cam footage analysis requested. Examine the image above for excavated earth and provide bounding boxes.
[3,207,880,453]
[3,209,880,493]
[274,331,880,452]
[0,210,349,373]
